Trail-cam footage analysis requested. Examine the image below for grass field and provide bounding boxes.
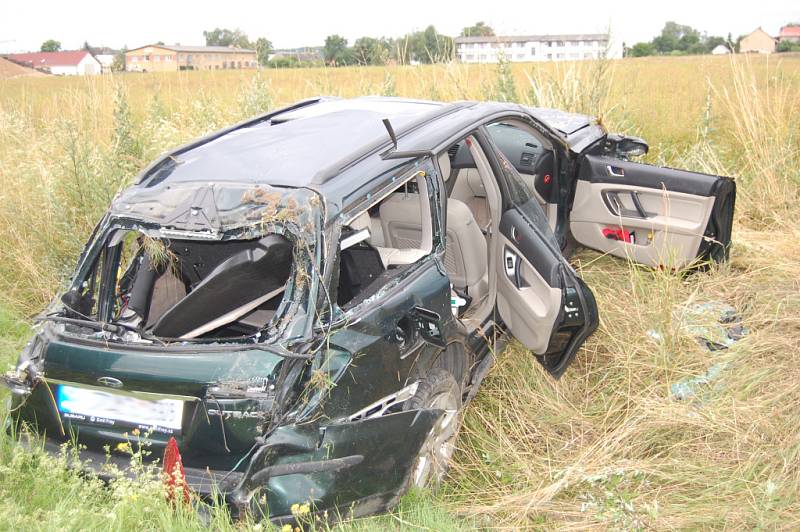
[0,54,799,529]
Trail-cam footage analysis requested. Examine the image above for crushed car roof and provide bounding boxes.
[129,97,600,221]
[527,107,593,135]
[137,97,459,189]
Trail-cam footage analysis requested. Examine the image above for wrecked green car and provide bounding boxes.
[4,97,735,522]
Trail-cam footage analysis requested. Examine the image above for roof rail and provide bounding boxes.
[311,101,471,185]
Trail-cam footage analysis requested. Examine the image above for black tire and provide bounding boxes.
[431,342,472,392]
[404,368,462,488]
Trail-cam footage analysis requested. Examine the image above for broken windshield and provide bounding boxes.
[56,184,324,346]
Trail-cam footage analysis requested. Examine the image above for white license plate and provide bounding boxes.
[57,385,184,435]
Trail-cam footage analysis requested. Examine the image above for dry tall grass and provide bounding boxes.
[452,236,800,528]
[446,57,800,528]
[0,54,799,529]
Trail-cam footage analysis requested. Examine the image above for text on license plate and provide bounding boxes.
[56,385,184,436]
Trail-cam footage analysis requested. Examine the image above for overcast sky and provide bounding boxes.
[1,0,797,53]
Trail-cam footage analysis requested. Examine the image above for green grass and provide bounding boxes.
[0,306,28,374]
[0,54,799,529]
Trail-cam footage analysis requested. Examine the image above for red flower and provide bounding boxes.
[162,436,190,504]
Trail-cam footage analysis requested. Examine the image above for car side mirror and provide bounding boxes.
[606,134,649,159]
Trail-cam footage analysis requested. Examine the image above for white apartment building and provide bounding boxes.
[454,34,617,63]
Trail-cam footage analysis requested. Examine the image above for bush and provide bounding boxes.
[776,41,800,53]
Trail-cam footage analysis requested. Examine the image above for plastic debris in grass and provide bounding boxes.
[577,468,656,528]
[670,362,728,401]
[646,329,664,342]
[680,301,749,351]
[669,301,749,401]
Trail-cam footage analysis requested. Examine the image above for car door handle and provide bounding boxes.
[606,164,625,177]
[503,248,523,288]
[629,191,649,218]
[602,191,650,219]
[389,317,411,347]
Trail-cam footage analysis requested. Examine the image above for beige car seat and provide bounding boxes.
[450,168,490,231]
[379,192,488,302]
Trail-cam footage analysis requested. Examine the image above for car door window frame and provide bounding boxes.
[476,126,563,253]
[436,133,504,331]
[330,160,445,323]
[473,127,598,374]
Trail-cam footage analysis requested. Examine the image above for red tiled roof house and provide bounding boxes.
[2,51,101,75]
[778,25,800,43]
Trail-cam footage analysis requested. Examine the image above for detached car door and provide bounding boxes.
[570,154,736,268]
[476,130,599,378]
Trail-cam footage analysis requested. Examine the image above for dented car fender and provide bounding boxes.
[230,408,443,520]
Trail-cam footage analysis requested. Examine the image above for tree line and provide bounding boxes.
[626,21,799,56]
[324,26,451,66]
[323,22,495,66]
[37,22,496,68]
[203,22,494,67]
[627,22,733,56]
[201,24,494,66]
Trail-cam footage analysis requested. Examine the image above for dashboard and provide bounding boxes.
[446,123,556,204]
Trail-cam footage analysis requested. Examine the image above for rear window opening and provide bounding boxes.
[63,230,294,341]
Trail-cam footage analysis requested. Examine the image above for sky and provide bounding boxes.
[0,0,797,53]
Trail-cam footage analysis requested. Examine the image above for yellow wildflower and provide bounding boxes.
[115,442,132,453]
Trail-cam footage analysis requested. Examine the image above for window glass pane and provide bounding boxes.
[485,131,559,247]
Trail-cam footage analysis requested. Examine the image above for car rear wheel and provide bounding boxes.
[404,368,462,488]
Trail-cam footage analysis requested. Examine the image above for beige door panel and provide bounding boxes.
[495,235,561,354]
[570,180,715,268]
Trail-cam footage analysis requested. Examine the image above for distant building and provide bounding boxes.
[2,51,101,75]
[268,47,323,63]
[740,28,777,54]
[94,54,116,74]
[454,34,617,63]
[778,25,800,43]
[125,44,257,72]
[711,44,731,55]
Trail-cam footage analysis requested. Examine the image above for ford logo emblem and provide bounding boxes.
[97,376,123,388]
